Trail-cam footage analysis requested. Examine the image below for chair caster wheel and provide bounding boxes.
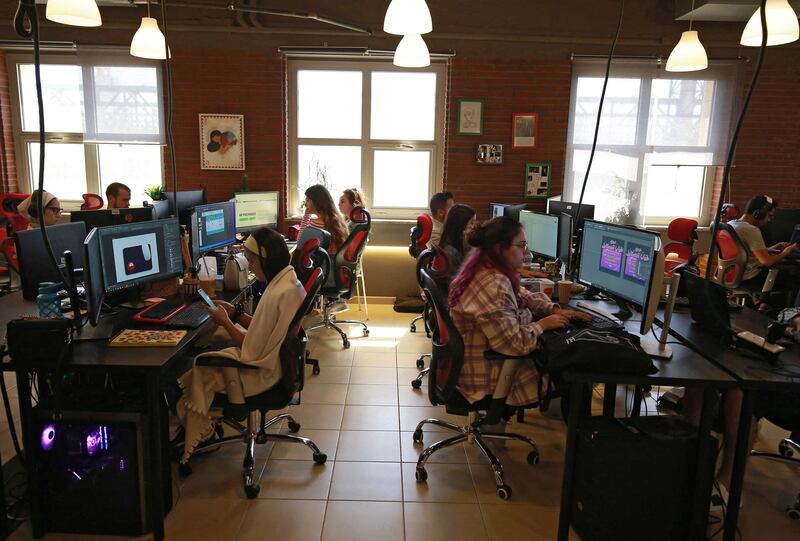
[497,484,512,500]
[410,324,417,333]
[779,441,793,457]
[527,450,540,465]
[244,484,260,499]
[312,365,321,375]
[416,359,425,369]
[288,421,301,433]
[415,467,427,482]
[255,432,268,444]
[363,329,369,337]
[411,378,422,389]
[178,463,192,477]
[412,428,423,443]
[313,452,327,465]
[786,506,800,520]
[343,338,350,349]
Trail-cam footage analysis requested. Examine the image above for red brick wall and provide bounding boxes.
[444,57,572,219]
[0,50,18,193]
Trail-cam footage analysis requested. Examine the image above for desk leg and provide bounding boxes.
[16,371,44,539]
[602,383,616,417]
[689,388,718,540]
[724,390,753,541]
[147,372,165,541]
[631,386,643,417]
[557,380,584,541]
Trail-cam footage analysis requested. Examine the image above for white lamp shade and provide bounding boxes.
[666,31,708,72]
[393,35,430,68]
[383,0,432,35]
[130,17,170,60]
[46,0,102,27]
[740,0,799,46]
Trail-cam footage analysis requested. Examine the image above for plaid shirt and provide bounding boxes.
[450,267,556,406]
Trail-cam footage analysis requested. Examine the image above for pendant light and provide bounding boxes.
[740,0,799,46]
[46,0,102,27]
[666,0,707,72]
[383,0,432,36]
[393,34,430,67]
[130,1,169,60]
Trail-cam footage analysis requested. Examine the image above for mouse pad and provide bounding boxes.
[123,244,153,275]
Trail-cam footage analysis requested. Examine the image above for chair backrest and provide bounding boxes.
[0,193,31,234]
[711,223,748,288]
[333,208,371,297]
[81,193,104,211]
[415,246,451,289]
[409,214,433,258]
[350,205,371,228]
[664,217,698,262]
[290,235,331,285]
[419,267,465,406]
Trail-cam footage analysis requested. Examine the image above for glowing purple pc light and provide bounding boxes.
[41,424,56,451]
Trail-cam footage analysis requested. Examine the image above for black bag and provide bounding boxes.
[6,317,72,365]
[540,327,657,377]
[393,295,425,313]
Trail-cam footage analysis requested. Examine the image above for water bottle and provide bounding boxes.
[37,282,63,319]
[522,250,533,268]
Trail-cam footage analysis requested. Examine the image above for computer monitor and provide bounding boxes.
[70,207,155,232]
[760,207,800,247]
[548,200,595,233]
[97,218,183,295]
[164,190,206,222]
[557,212,573,263]
[149,199,171,221]
[15,222,87,301]
[234,191,279,232]
[504,203,528,222]
[190,201,237,260]
[489,203,506,219]
[519,210,558,259]
[577,219,664,335]
[83,227,103,326]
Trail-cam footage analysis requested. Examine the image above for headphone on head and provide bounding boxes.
[753,195,775,220]
[249,228,271,276]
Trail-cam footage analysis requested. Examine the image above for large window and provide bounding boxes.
[288,60,446,219]
[8,53,165,208]
[565,60,737,225]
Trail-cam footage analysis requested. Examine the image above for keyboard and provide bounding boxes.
[163,302,210,329]
[568,314,624,331]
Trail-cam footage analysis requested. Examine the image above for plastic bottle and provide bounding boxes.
[36,282,63,319]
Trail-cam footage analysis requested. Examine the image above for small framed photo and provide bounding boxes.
[512,112,538,149]
[199,113,245,170]
[524,162,551,198]
[457,98,484,136]
[476,143,503,165]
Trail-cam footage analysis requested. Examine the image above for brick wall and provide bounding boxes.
[0,50,18,193]
[444,57,573,219]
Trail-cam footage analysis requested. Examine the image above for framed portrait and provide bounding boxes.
[199,113,245,170]
[476,143,503,165]
[524,162,551,199]
[457,98,484,136]
[512,112,538,149]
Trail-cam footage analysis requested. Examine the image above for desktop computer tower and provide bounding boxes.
[32,409,149,536]
[571,415,715,541]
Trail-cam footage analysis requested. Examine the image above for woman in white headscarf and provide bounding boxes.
[17,190,62,229]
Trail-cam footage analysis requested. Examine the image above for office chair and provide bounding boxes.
[0,194,30,291]
[711,223,781,305]
[413,267,541,500]
[411,245,451,389]
[291,236,331,375]
[185,265,329,498]
[80,193,104,211]
[664,217,698,273]
[350,207,370,320]
[306,207,371,349]
[408,214,433,336]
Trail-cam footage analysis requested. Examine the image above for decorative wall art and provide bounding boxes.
[199,114,245,170]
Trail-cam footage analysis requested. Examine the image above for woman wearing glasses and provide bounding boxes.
[17,190,62,229]
[447,216,589,407]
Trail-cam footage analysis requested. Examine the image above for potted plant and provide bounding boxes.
[144,185,166,201]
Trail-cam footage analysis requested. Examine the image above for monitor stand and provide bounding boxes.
[640,273,681,360]
[606,294,633,320]
[73,319,116,342]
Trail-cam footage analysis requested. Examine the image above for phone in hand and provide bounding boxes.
[197,288,216,308]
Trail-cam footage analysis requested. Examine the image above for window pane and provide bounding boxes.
[98,144,163,203]
[28,143,87,201]
[570,149,639,224]
[93,67,161,136]
[297,145,361,210]
[19,64,84,133]
[297,71,362,139]
[373,150,430,208]
[573,77,640,145]
[371,72,436,140]
[642,152,711,219]
[647,79,714,147]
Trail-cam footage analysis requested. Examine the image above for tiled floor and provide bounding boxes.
[3,303,800,540]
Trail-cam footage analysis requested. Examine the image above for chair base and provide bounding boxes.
[307,302,369,349]
[412,414,539,500]
[751,436,800,520]
[411,367,428,389]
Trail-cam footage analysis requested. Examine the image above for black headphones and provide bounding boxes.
[753,195,775,220]
[249,228,270,276]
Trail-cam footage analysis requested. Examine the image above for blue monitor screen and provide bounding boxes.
[578,220,659,307]
[519,210,558,259]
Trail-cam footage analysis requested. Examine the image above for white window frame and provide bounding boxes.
[565,59,738,227]
[6,51,165,210]
[287,58,447,220]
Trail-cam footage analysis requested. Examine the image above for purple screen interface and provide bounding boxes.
[599,237,623,274]
[624,244,651,283]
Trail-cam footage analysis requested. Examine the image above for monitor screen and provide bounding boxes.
[164,190,206,214]
[489,203,506,219]
[70,207,154,232]
[577,220,660,308]
[548,201,595,232]
[504,203,528,222]
[191,201,236,256]
[234,191,279,231]
[519,210,558,259]
[97,218,183,294]
[83,228,103,326]
[15,222,87,301]
[557,213,573,261]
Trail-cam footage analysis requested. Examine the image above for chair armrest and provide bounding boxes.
[195,355,258,369]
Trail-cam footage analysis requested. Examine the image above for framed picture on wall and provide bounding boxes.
[476,143,503,165]
[199,113,245,170]
[512,112,538,149]
[524,162,551,198]
[457,98,484,135]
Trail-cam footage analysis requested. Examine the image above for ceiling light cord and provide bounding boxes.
[160,0,179,221]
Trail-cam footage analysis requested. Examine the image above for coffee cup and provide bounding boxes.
[200,278,216,298]
[557,280,573,305]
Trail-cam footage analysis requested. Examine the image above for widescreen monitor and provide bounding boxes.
[83,227,103,326]
[97,218,183,294]
[234,191,279,232]
[557,213,573,262]
[15,222,87,301]
[190,201,237,259]
[504,203,528,222]
[489,203,506,219]
[70,207,154,232]
[519,210,558,259]
[164,190,206,223]
[548,201,595,232]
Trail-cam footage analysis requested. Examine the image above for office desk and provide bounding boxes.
[557,300,737,541]
[0,287,247,540]
[668,307,800,541]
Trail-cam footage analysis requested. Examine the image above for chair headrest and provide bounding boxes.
[415,214,433,244]
[81,193,105,211]
[350,206,371,225]
[666,218,698,243]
